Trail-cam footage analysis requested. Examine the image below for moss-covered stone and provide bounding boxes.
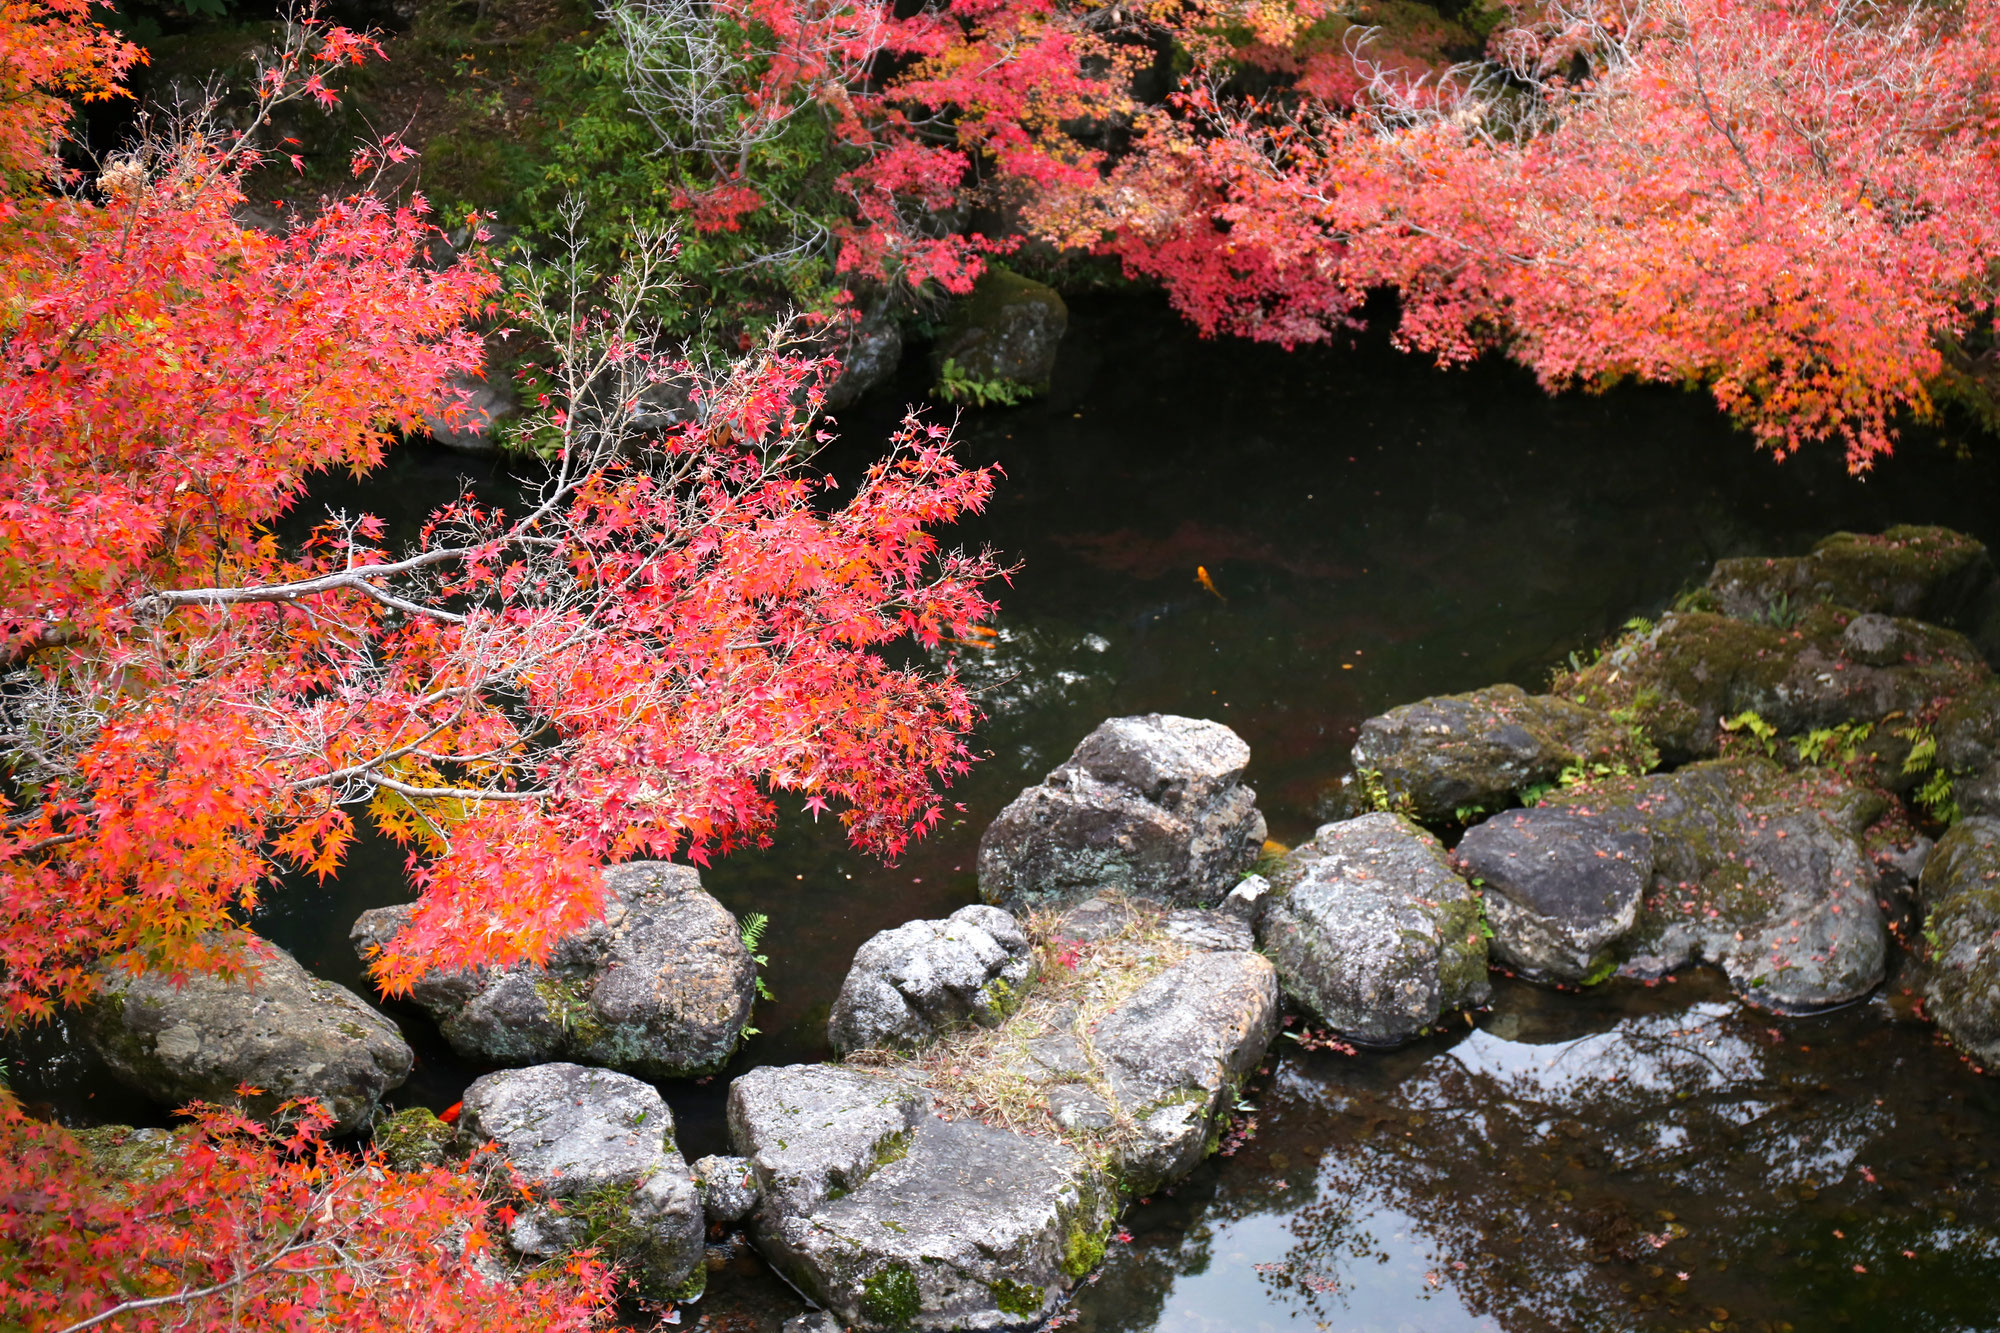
[1707,525,1996,627]
[931,265,1068,394]
[1060,1208,1110,1278]
[75,1124,183,1184]
[373,1106,455,1172]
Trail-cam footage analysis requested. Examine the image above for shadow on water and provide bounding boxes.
[20,290,2000,1328]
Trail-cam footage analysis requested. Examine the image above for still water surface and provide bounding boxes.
[25,293,2000,1330]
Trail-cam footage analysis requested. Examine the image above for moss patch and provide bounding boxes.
[373,1106,456,1172]
[989,1277,1046,1318]
[859,1264,921,1327]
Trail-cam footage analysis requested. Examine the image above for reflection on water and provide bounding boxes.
[1073,973,2000,1333]
[18,291,2000,1328]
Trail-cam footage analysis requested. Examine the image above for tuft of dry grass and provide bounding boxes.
[844,893,1192,1155]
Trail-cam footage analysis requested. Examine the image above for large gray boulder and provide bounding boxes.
[1346,684,1636,824]
[1455,807,1653,984]
[730,1064,1113,1330]
[353,861,755,1079]
[978,714,1265,912]
[79,933,411,1133]
[1498,759,1889,1011]
[932,266,1067,394]
[1090,949,1279,1193]
[459,1063,705,1300]
[1918,818,2000,1065]
[828,905,1035,1055]
[1256,813,1491,1044]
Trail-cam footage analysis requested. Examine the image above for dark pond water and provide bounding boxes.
[20,291,2000,1330]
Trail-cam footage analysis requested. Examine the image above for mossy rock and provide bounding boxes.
[75,1124,184,1185]
[1919,817,2000,1066]
[373,1106,456,1172]
[1706,525,1996,629]
[932,265,1068,394]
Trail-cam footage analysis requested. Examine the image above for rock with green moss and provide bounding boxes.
[1917,818,2000,1065]
[978,714,1266,913]
[459,1062,703,1300]
[1575,605,1989,766]
[75,1124,184,1184]
[931,266,1067,394]
[731,1062,1112,1330]
[78,931,411,1134]
[1455,808,1653,984]
[828,905,1036,1056]
[373,1106,455,1171]
[352,861,755,1080]
[728,1064,928,1221]
[1256,814,1491,1044]
[1529,759,1889,1011]
[1705,525,1996,629]
[1090,948,1280,1194]
[1345,684,1638,824]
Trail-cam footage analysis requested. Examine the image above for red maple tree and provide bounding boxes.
[0,2,999,1324]
[1095,0,2000,468]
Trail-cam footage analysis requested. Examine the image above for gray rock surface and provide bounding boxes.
[828,905,1035,1055]
[1455,808,1653,983]
[822,304,904,411]
[1543,759,1889,1011]
[1257,814,1491,1043]
[979,714,1265,912]
[781,1314,845,1333]
[1162,908,1255,953]
[692,1153,759,1224]
[730,1064,1113,1331]
[79,933,410,1133]
[1221,874,1270,924]
[1091,949,1279,1193]
[1347,684,1635,823]
[353,861,755,1079]
[932,265,1067,392]
[1918,818,2000,1065]
[459,1062,705,1300]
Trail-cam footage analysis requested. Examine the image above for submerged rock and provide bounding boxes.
[1090,948,1279,1193]
[1456,808,1653,984]
[79,933,411,1133]
[352,861,755,1079]
[1346,684,1636,823]
[1257,813,1490,1043]
[1918,818,2000,1065]
[932,265,1067,393]
[978,713,1265,912]
[828,904,1035,1055]
[730,1064,1113,1331]
[460,1062,705,1300]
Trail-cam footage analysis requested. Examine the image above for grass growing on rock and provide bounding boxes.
[844,893,1191,1156]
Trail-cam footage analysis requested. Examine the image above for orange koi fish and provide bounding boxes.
[1196,566,1226,601]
